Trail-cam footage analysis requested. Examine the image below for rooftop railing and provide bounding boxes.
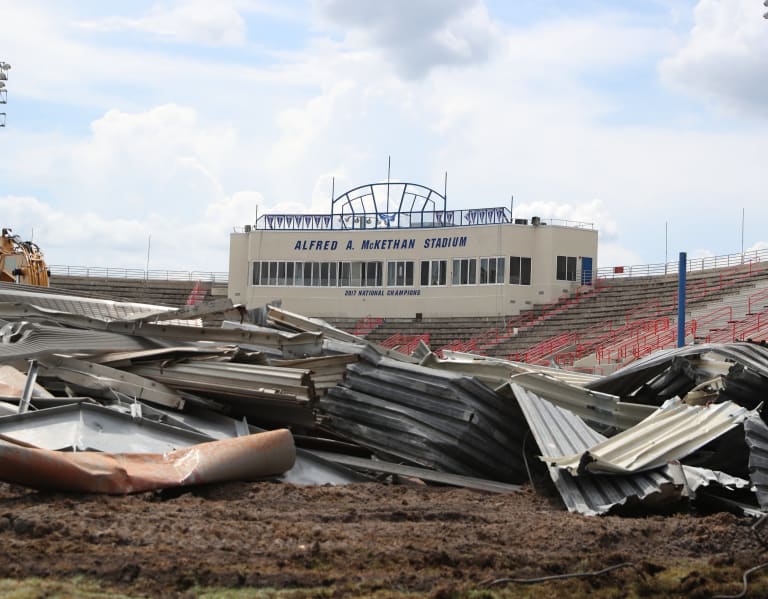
[48,265,229,283]
[242,208,594,232]
[597,247,768,279]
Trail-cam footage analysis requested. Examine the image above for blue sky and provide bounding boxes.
[1,0,767,272]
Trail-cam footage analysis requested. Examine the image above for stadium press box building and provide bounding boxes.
[228,182,598,319]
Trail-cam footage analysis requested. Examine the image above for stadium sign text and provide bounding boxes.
[293,236,467,252]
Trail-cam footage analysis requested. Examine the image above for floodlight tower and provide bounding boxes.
[0,61,10,127]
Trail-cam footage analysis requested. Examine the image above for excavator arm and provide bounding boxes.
[0,228,50,286]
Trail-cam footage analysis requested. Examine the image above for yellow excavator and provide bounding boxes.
[0,228,50,286]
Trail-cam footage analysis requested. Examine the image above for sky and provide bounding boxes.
[1,0,767,274]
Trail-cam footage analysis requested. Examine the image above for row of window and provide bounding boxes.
[251,256,535,287]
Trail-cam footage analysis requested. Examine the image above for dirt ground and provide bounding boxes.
[0,480,764,598]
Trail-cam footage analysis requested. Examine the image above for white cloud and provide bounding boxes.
[660,0,768,116]
[78,0,247,46]
[513,199,617,238]
[313,0,501,79]
[268,80,357,169]
[9,104,238,217]
[3,0,768,278]
[597,242,646,270]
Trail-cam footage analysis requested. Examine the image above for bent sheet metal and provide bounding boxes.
[0,428,295,494]
[545,398,752,475]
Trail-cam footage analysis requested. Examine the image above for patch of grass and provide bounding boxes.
[192,589,425,599]
[0,577,141,599]
[462,560,768,599]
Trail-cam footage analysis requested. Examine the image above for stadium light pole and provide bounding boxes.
[0,61,10,128]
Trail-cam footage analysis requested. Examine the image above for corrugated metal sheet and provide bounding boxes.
[312,450,522,493]
[546,398,752,475]
[318,346,530,483]
[0,402,210,452]
[128,361,317,429]
[587,342,768,400]
[129,361,315,402]
[436,350,601,387]
[511,383,754,515]
[270,354,357,396]
[38,355,185,408]
[498,372,654,430]
[0,321,156,360]
[744,413,768,510]
[512,383,689,515]
[0,286,176,321]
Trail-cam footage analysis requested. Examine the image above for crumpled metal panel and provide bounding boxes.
[431,351,601,388]
[265,305,366,344]
[587,342,768,399]
[511,383,697,515]
[318,346,530,483]
[665,462,751,496]
[0,428,295,494]
[546,398,752,475]
[263,306,418,363]
[125,360,317,429]
[0,287,175,321]
[496,373,654,431]
[270,354,357,396]
[312,450,521,493]
[744,413,768,510]
[0,402,210,452]
[0,320,155,361]
[128,361,315,402]
[38,355,185,408]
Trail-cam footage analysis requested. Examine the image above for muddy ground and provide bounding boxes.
[0,480,764,598]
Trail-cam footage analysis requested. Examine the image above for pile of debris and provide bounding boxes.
[1,282,767,518]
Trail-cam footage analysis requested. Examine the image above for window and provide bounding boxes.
[339,262,351,286]
[452,258,476,285]
[294,262,305,286]
[268,262,278,286]
[251,261,346,287]
[421,260,447,286]
[344,261,382,287]
[362,261,382,286]
[387,260,414,287]
[480,257,505,285]
[510,256,532,285]
[557,255,577,281]
[310,262,320,286]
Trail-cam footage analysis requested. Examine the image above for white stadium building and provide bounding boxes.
[228,182,598,319]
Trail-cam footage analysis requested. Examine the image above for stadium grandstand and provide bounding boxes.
[29,178,768,376]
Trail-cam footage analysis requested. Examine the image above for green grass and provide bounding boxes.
[0,577,140,599]
[0,561,766,599]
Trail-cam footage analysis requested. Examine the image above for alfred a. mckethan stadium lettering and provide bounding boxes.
[292,236,468,252]
[361,236,467,250]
